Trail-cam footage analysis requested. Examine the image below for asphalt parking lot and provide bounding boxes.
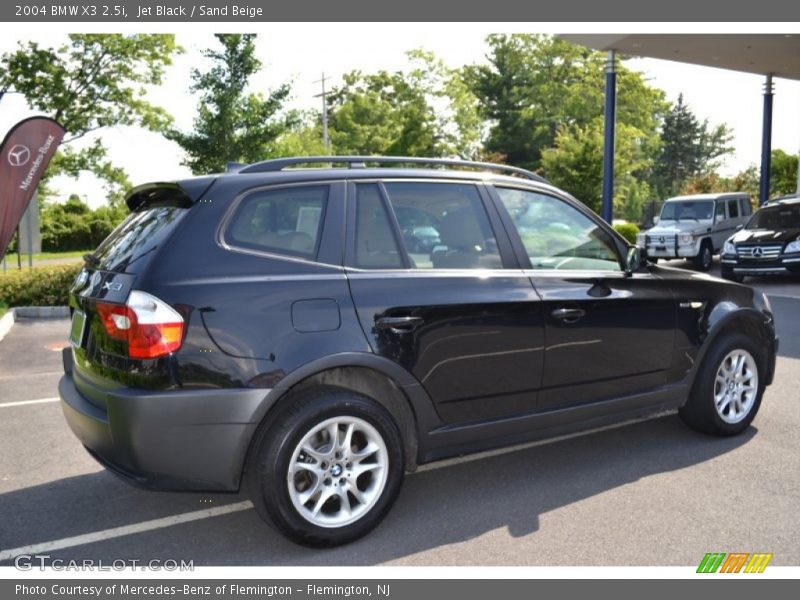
[1,263,799,566]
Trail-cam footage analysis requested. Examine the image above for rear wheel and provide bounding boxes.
[693,240,713,271]
[247,387,404,547]
[679,333,764,436]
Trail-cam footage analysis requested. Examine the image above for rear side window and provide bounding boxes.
[226,185,328,259]
[727,198,739,218]
[93,204,188,274]
[740,197,752,216]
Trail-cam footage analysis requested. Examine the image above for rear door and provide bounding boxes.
[490,185,677,409]
[345,180,544,425]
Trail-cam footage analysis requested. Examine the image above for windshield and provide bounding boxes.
[746,204,800,230]
[660,200,714,221]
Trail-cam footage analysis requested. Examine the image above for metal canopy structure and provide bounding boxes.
[560,34,800,80]
[560,34,800,221]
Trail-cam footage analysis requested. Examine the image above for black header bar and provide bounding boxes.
[3,0,800,22]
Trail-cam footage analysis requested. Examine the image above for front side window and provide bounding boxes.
[727,198,739,218]
[495,187,621,271]
[714,200,726,221]
[382,182,501,270]
[226,185,328,259]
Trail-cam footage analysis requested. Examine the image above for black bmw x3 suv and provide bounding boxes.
[59,156,778,546]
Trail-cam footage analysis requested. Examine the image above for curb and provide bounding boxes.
[0,306,69,344]
[13,306,70,318]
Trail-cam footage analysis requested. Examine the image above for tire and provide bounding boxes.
[246,386,404,547]
[721,266,744,283]
[693,240,713,271]
[679,333,765,436]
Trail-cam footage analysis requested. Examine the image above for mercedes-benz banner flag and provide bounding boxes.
[0,116,66,258]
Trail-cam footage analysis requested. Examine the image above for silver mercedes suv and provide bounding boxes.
[638,192,752,270]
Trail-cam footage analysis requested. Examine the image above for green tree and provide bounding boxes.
[328,50,483,158]
[541,118,653,218]
[167,34,293,174]
[266,115,329,158]
[465,34,667,171]
[770,149,798,197]
[654,94,733,197]
[0,34,180,204]
[39,195,127,252]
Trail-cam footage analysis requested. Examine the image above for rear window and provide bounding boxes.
[91,203,189,274]
[226,185,328,259]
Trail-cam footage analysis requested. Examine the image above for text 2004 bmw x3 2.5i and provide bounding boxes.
[59,157,778,547]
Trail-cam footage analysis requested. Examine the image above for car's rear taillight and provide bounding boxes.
[96,291,184,359]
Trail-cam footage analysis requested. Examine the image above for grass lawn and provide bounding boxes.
[26,249,91,261]
[1,250,88,273]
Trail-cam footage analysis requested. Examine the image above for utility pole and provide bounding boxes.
[313,72,330,151]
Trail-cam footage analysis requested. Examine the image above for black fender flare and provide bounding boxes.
[246,352,442,471]
[686,305,775,397]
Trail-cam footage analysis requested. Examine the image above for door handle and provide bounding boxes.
[551,307,586,323]
[375,316,424,333]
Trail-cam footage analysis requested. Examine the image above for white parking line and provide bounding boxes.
[0,370,63,381]
[0,501,254,561]
[0,397,60,408]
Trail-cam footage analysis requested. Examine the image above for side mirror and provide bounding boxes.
[736,224,744,231]
[653,216,660,224]
[625,245,647,275]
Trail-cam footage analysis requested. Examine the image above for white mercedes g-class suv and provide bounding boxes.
[638,192,752,270]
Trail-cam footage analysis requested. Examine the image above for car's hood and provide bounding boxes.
[730,227,800,244]
[645,220,712,236]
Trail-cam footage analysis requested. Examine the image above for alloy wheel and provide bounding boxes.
[287,416,389,528]
[713,349,758,424]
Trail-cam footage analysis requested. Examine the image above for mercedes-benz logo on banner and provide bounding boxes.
[7,144,31,167]
[659,236,665,243]
[753,247,764,257]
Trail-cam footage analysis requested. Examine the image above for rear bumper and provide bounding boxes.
[59,371,271,491]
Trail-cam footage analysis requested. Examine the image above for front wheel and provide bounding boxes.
[679,333,765,436]
[247,387,404,547]
[693,241,713,271]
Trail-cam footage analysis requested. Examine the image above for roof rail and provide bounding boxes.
[236,155,548,183]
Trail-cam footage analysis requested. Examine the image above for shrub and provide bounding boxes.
[40,197,127,252]
[613,222,640,245]
[0,265,81,307]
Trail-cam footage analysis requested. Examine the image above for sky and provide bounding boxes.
[1,24,799,208]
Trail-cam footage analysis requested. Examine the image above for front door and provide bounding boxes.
[490,186,677,409]
[345,180,544,425]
